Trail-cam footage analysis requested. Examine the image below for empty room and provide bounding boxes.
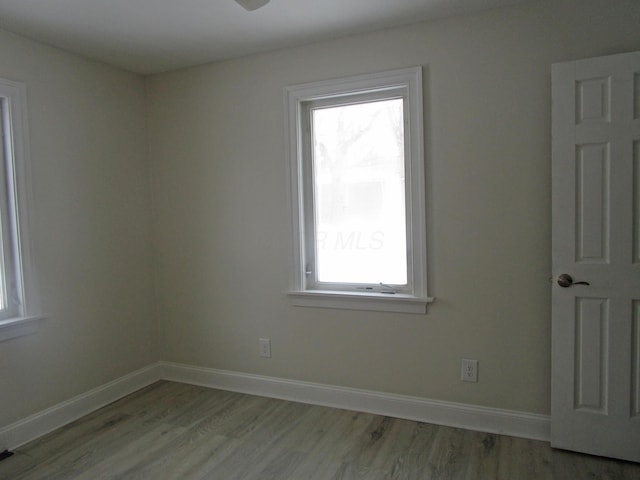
[0,0,639,478]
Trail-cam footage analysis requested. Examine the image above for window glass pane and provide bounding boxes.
[0,208,6,311]
[311,98,407,285]
[0,105,6,310]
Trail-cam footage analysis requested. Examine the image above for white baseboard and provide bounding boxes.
[0,361,550,451]
[160,361,550,442]
[0,363,162,450]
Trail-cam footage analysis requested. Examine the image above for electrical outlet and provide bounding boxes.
[461,359,478,382]
[259,338,271,358]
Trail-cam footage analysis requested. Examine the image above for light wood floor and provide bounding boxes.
[1,381,639,479]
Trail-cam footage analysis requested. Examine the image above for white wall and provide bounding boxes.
[0,29,156,426]
[147,0,640,415]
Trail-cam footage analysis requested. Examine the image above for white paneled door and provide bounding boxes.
[551,51,640,463]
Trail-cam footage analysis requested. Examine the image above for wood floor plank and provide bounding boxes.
[378,422,440,480]
[17,415,160,480]
[200,401,313,479]
[369,418,438,479]
[1,381,639,479]
[0,452,36,480]
[108,432,232,480]
[283,409,379,479]
[509,436,553,480]
[462,431,500,480]
[16,410,135,464]
[71,422,187,480]
[423,425,472,479]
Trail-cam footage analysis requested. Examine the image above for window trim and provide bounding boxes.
[285,67,432,314]
[0,77,42,340]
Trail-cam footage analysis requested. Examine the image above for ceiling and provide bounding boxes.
[0,0,531,75]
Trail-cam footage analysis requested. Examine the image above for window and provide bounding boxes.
[0,77,40,340]
[286,67,431,313]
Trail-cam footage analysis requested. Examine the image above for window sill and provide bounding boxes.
[0,315,45,342]
[287,290,434,314]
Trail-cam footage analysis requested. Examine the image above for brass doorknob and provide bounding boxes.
[557,273,590,288]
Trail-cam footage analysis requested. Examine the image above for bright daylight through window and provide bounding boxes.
[312,98,406,285]
[287,67,430,313]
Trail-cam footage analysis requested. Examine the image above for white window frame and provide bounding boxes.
[285,67,432,314]
[0,77,42,341]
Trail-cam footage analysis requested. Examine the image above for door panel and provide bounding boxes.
[635,73,640,118]
[633,301,640,417]
[635,141,640,262]
[576,143,610,263]
[552,51,640,463]
[574,297,609,413]
[576,76,610,124]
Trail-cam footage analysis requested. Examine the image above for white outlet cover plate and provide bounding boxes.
[461,358,478,382]
[259,338,271,358]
